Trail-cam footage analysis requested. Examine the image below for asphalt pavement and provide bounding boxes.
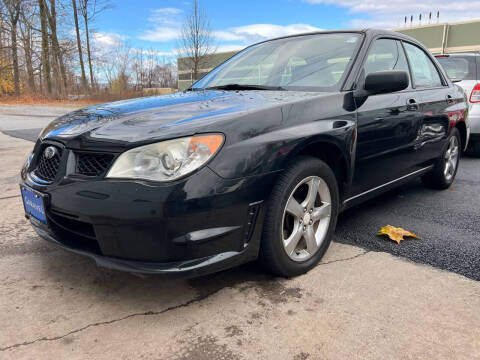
[2,128,42,142]
[335,156,480,280]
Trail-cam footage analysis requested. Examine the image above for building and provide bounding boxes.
[396,19,480,54]
[177,51,239,91]
[176,19,480,90]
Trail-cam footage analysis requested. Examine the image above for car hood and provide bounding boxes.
[40,90,325,147]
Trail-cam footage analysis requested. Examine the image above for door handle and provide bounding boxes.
[446,95,454,104]
[407,98,419,111]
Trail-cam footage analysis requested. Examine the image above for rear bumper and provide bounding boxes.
[22,166,277,276]
[469,103,480,135]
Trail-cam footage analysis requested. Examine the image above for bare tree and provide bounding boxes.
[0,0,177,98]
[72,0,86,90]
[4,0,21,95]
[78,0,111,89]
[132,47,144,90]
[178,0,215,82]
[0,3,14,94]
[38,0,51,94]
[18,2,37,92]
[156,62,176,88]
[77,0,93,87]
[98,39,130,87]
[41,0,67,95]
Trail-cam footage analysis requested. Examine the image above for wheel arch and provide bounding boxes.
[285,137,352,201]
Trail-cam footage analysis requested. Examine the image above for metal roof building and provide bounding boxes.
[396,19,480,54]
[177,19,480,90]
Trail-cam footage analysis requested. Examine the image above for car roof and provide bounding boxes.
[257,28,423,47]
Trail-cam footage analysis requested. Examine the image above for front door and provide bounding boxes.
[351,38,423,195]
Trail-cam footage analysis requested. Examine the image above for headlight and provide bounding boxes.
[106,134,224,181]
[21,152,34,180]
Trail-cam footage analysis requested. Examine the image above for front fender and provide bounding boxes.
[209,119,356,179]
[208,92,357,180]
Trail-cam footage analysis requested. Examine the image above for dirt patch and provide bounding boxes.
[254,279,303,304]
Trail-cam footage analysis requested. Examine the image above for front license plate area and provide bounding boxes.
[21,186,48,225]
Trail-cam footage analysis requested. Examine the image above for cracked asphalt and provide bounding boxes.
[1,105,480,359]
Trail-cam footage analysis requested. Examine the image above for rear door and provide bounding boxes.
[351,38,423,195]
[403,42,452,165]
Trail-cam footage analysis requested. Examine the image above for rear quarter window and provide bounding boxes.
[436,56,477,81]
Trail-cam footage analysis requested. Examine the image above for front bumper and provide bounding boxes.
[32,225,255,277]
[22,166,277,276]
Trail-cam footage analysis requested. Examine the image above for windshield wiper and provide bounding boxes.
[204,84,286,91]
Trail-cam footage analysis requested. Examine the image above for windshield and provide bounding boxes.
[436,56,478,81]
[192,33,363,91]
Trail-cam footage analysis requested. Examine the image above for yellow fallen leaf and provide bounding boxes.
[378,225,419,244]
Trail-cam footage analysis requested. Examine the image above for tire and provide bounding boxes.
[466,140,480,157]
[260,156,339,277]
[422,128,461,190]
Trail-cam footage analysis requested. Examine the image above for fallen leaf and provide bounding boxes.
[378,225,419,244]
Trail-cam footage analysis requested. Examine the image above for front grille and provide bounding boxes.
[34,145,62,181]
[76,153,115,177]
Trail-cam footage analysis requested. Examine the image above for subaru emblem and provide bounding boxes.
[44,146,58,159]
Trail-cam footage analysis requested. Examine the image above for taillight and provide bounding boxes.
[471,83,480,103]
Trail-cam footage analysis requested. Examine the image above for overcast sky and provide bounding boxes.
[92,0,480,58]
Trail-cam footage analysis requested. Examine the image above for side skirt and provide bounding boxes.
[341,166,434,211]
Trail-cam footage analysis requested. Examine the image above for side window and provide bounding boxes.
[403,42,443,88]
[364,39,410,87]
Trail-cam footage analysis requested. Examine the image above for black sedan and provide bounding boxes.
[20,29,468,277]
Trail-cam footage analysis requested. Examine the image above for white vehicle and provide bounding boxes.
[436,53,480,155]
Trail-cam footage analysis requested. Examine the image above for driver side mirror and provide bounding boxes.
[363,70,409,95]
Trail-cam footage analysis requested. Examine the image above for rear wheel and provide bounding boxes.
[260,156,339,277]
[422,128,461,189]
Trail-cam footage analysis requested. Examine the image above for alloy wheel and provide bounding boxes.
[281,176,332,262]
[444,136,459,182]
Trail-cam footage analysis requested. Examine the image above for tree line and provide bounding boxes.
[0,0,177,99]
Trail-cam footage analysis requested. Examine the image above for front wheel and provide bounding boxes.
[260,156,339,277]
[422,128,461,189]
